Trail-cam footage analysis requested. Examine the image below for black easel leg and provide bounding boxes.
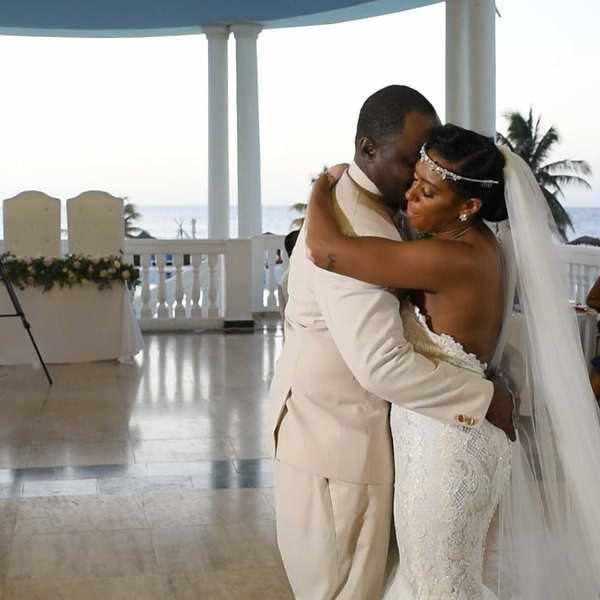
[0,261,53,384]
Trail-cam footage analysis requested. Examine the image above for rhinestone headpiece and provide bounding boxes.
[419,144,500,188]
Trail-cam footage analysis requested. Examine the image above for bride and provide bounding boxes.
[306,123,600,598]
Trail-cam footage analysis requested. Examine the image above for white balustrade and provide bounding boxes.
[558,244,600,304]
[139,253,153,319]
[173,253,186,318]
[251,234,289,313]
[2,236,596,331]
[190,253,202,318]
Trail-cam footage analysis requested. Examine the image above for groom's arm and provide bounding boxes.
[314,268,492,428]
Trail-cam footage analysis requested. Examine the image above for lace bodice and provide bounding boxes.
[400,300,486,375]
[384,301,510,600]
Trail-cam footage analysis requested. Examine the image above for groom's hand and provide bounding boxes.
[485,372,519,441]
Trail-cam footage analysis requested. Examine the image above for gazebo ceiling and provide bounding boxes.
[0,0,439,38]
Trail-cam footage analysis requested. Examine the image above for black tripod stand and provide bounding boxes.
[0,260,52,384]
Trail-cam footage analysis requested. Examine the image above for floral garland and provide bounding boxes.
[0,252,140,292]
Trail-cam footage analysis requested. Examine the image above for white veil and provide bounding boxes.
[486,147,600,598]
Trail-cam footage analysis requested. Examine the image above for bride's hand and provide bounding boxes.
[485,370,518,441]
[325,163,349,187]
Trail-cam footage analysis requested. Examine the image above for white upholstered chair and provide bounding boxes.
[67,191,125,256]
[2,191,62,256]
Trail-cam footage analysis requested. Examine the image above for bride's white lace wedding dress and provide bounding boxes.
[383,147,600,599]
[383,301,511,600]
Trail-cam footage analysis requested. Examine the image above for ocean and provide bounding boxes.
[0,204,599,243]
[131,205,600,242]
[133,205,304,239]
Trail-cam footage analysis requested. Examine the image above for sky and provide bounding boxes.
[0,0,598,208]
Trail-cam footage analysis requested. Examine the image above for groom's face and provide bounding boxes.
[366,110,440,211]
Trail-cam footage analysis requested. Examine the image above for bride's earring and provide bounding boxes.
[459,213,468,222]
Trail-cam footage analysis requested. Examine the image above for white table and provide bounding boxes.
[0,284,143,365]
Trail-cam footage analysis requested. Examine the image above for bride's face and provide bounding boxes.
[404,150,468,233]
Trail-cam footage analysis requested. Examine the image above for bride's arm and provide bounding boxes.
[306,172,473,292]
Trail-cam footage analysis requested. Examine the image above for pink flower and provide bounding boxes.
[43,257,53,267]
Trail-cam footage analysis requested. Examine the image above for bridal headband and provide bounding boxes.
[420,144,500,188]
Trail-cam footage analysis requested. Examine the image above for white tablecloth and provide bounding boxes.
[0,284,143,365]
[504,310,597,416]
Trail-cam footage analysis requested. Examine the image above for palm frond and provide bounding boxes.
[495,132,513,151]
[540,159,592,178]
[530,125,559,170]
[542,188,574,241]
[290,202,308,214]
[500,108,591,237]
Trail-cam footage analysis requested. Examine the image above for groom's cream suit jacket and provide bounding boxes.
[269,163,492,485]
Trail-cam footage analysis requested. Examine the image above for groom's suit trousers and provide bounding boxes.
[274,460,393,600]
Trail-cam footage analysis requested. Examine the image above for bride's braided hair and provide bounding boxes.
[423,124,508,222]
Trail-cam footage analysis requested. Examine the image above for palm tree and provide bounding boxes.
[122,197,152,238]
[290,165,328,230]
[497,108,592,240]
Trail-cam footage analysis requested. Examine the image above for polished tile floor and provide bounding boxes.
[0,318,294,599]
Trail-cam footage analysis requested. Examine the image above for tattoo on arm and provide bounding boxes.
[326,254,337,272]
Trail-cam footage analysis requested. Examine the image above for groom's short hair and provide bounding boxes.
[355,85,437,147]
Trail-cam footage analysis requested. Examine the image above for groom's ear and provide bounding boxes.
[357,137,377,163]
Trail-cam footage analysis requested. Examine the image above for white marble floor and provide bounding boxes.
[0,318,293,599]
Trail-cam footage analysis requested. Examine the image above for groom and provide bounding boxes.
[269,85,514,600]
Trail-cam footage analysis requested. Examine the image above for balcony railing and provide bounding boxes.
[121,236,288,331]
[559,244,600,305]
[1,237,598,331]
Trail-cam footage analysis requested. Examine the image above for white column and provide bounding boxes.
[202,25,230,239]
[224,239,254,326]
[231,23,263,238]
[465,0,496,138]
[445,0,469,126]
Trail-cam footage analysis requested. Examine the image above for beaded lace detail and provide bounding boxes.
[383,302,511,600]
